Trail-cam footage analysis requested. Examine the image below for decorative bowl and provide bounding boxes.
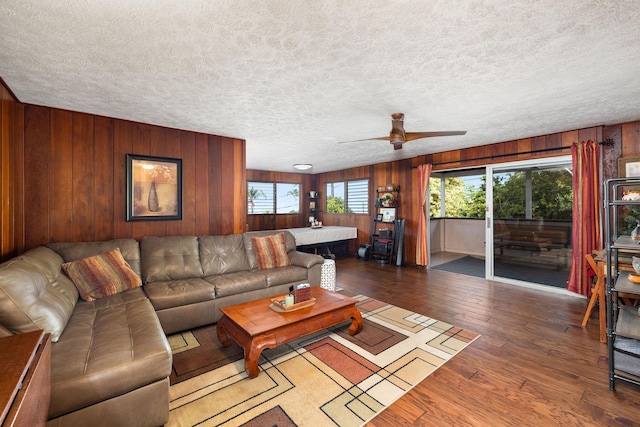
[381,193,395,207]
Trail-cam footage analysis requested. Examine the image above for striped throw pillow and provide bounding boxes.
[251,232,291,270]
[62,248,142,301]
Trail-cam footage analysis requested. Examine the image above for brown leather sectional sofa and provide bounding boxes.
[0,230,324,426]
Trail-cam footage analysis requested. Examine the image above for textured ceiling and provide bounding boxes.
[1,1,640,173]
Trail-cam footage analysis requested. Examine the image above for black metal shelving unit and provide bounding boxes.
[371,185,401,264]
[605,177,640,390]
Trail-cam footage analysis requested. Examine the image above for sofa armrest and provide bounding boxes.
[288,251,324,269]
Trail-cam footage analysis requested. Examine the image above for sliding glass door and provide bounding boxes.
[487,158,573,287]
[428,157,573,288]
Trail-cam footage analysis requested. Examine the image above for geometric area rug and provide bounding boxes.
[166,294,480,427]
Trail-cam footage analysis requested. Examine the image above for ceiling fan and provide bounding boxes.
[339,113,466,150]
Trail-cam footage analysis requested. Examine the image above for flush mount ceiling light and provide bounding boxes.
[293,163,313,170]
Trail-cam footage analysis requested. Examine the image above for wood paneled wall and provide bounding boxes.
[620,122,640,157]
[601,122,640,180]
[415,127,601,171]
[0,81,25,260]
[11,102,246,258]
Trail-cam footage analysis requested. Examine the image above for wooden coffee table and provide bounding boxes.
[216,286,362,378]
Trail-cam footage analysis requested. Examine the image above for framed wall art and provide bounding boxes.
[379,208,395,223]
[126,154,182,221]
[619,157,640,178]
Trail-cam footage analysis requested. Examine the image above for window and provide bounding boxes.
[276,183,300,214]
[429,166,573,220]
[248,182,300,214]
[429,171,485,219]
[325,179,369,214]
[248,182,273,214]
[326,182,345,213]
[347,180,368,214]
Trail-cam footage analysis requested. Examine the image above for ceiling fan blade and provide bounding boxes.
[404,131,467,141]
[337,136,392,144]
[337,113,466,149]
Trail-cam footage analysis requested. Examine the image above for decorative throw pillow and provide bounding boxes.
[62,248,142,301]
[251,232,291,270]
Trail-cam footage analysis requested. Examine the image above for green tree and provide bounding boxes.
[429,177,469,217]
[463,177,486,218]
[431,169,572,221]
[444,178,467,217]
[531,170,572,219]
[326,196,344,213]
[493,173,526,218]
[492,170,573,220]
[429,178,441,217]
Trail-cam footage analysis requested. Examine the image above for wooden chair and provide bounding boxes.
[581,252,604,331]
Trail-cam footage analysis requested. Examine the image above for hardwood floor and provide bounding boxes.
[334,257,640,426]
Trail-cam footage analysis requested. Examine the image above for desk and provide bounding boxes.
[284,226,357,256]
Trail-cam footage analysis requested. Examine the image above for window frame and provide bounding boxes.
[276,182,301,214]
[324,178,370,215]
[247,181,300,215]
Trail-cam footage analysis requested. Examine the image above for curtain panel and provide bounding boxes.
[416,164,432,266]
[567,140,601,296]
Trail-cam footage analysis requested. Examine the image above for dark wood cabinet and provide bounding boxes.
[0,330,51,427]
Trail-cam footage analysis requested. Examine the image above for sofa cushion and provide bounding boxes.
[0,247,78,342]
[199,234,250,276]
[144,278,215,311]
[48,287,171,419]
[204,271,267,298]
[48,238,142,277]
[61,248,142,301]
[251,232,291,270]
[140,236,204,283]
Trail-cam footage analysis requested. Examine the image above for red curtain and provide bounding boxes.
[416,164,432,266]
[567,140,601,296]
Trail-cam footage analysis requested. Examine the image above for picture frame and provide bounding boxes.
[126,154,182,221]
[376,213,384,221]
[618,156,640,178]
[379,208,395,223]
